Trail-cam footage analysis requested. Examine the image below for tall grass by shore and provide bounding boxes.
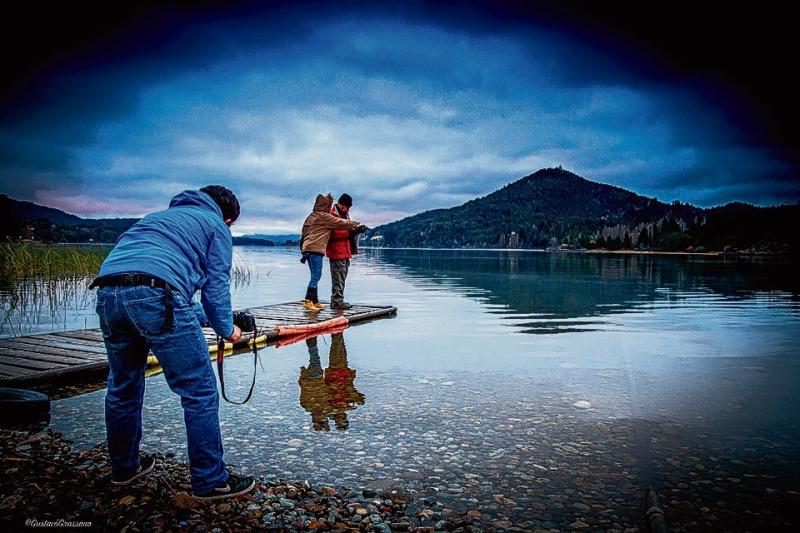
[0,243,110,282]
[0,242,253,285]
[0,243,109,335]
[1,242,254,336]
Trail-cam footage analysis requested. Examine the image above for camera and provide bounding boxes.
[233,310,257,332]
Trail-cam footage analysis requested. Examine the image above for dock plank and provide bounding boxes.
[0,362,37,378]
[53,330,105,342]
[3,337,107,355]
[0,347,97,366]
[30,334,107,348]
[0,341,104,361]
[0,354,71,371]
[0,300,396,386]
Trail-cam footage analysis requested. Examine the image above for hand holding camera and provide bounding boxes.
[226,325,242,343]
[226,309,256,342]
[233,309,257,332]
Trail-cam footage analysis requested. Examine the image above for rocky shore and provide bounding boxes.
[1,428,524,532]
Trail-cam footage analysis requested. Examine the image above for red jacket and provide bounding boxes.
[326,207,352,260]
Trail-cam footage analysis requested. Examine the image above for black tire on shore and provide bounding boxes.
[0,387,51,426]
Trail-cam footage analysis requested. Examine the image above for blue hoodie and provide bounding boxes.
[99,190,234,338]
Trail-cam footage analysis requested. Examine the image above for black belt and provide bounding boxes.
[89,274,176,333]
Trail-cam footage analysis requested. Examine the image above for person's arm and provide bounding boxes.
[201,224,235,339]
[319,212,360,230]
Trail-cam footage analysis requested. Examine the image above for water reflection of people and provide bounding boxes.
[299,332,365,431]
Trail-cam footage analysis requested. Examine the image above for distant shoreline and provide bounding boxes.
[358,246,793,258]
[19,242,792,259]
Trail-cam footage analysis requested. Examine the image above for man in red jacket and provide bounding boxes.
[326,193,362,310]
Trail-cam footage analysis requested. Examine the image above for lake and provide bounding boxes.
[6,247,800,531]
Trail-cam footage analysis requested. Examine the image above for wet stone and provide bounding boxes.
[278,498,295,509]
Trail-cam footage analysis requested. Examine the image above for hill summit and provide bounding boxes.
[364,168,798,253]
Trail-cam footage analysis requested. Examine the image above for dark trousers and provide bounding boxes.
[330,258,350,305]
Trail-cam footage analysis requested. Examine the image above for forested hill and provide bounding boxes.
[0,194,299,246]
[363,168,799,254]
[1,194,138,243]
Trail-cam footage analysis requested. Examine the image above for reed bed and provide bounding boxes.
[1,242,253,284]
[230,263,252,289]
[0,243,109,282]
[1,242,253,337]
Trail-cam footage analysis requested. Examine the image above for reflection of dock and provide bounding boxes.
[0,301,396,386]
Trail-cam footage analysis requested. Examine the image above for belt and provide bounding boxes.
[89,274,176,333]
[89,273,173,289]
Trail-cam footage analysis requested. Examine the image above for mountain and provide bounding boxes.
[232,234,300,246]
[364,168,799,254]
[1,194,137,243]
[1,194,302,246]
[232,236,276,246]
[240,234,300,244]
[1,193,83,225]
[4,171,797,253]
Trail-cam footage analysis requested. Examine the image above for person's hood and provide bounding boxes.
[169,190,223,218]
[312,194,333,213]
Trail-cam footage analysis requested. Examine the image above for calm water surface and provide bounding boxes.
[8,248,800,530]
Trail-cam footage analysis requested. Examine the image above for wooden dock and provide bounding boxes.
[0,301,396,386]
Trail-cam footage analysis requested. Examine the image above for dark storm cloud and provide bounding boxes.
[0,1,797,229]
[644,149,797,207]
[0,134,71,173]
[0,2,319,202]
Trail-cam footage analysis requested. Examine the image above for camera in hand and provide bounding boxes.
[233,310,257,332]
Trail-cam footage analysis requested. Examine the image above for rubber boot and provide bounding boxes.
[311,287,326,310]
[303,287,318,311]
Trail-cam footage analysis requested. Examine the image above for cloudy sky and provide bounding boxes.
[1,1,797,234]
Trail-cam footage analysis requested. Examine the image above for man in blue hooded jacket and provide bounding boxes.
[92,185,255,500]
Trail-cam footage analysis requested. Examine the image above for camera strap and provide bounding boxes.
[216,328,260,405]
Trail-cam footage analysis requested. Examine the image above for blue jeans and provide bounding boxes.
[96,285,227,493]
[306,253,323,289]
